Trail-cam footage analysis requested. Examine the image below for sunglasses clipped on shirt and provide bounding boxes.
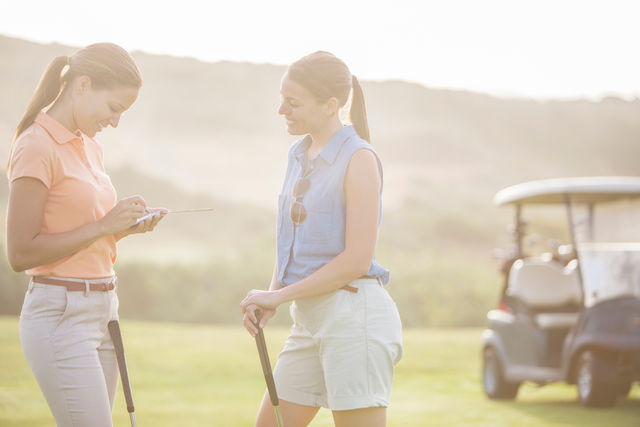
[290,177,310,225]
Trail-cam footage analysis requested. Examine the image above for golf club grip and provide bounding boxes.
[254,313,279,407]
[108,320,135,413]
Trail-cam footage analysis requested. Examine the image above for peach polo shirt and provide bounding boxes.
[9,112,118,278]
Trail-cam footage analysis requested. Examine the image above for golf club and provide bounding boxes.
[254,310,283,427]
[108,320,137,427]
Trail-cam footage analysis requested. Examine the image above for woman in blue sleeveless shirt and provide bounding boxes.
[241,51,402,427]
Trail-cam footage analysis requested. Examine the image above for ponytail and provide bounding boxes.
[349,75,370,143]
[7,55,68,175]
[13,55,68,142]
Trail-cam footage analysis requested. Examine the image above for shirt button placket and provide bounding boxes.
[76,138,99,181]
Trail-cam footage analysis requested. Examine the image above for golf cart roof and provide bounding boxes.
[494,176,640,206]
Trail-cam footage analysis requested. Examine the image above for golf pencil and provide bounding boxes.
[132,208,214,226]
[168,208,214,213]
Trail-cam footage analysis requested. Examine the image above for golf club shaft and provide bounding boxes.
[274,406,283,427]
[108,320,137,427]
[254,311,283,427]
[254,314,278,406]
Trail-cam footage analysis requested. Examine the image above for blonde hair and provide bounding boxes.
[8,43,142,172]
[288,51,370,143]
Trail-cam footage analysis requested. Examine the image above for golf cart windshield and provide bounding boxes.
[573,198,640,306]
[495,177,640,307]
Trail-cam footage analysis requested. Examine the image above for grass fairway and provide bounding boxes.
[0,316,638,426]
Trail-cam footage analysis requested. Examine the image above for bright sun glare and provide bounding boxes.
[1,0,639,100]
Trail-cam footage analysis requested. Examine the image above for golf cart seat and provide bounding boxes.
[507,259,582,329]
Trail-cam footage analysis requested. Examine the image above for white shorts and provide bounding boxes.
[273,278,403,410]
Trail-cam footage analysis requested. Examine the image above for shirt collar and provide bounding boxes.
[293,125,356,166]
[35,111,83,145]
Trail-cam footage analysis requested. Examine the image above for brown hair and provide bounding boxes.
[8,43,142,171]
[288,51,370,143]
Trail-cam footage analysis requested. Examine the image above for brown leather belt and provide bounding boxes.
[32,277,116,292]
[341,275,378,293]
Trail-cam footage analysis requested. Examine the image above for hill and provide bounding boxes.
[2,35,639,209]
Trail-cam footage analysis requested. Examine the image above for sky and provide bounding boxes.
[1,0,639,100]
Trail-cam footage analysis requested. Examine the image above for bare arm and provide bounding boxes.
[240,148,381,312]
[6,177,153,272]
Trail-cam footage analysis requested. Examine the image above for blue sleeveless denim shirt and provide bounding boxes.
[276,125,390,286]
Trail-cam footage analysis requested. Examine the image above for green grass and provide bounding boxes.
[0,316,638,426]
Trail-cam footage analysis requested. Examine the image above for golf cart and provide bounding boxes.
[482,177,640,407]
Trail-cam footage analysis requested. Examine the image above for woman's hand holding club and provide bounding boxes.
[241,291,280,336]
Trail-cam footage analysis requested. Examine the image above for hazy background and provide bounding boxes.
[1,1,640,327]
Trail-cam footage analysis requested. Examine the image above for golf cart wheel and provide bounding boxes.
[483,347,520,400]
[576,350,618,408]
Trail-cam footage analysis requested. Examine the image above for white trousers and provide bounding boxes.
[19,278,120,427]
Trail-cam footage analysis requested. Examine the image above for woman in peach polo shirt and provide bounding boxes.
[6,43,165,427]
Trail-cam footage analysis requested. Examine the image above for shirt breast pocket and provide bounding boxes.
[301,208,334,244]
